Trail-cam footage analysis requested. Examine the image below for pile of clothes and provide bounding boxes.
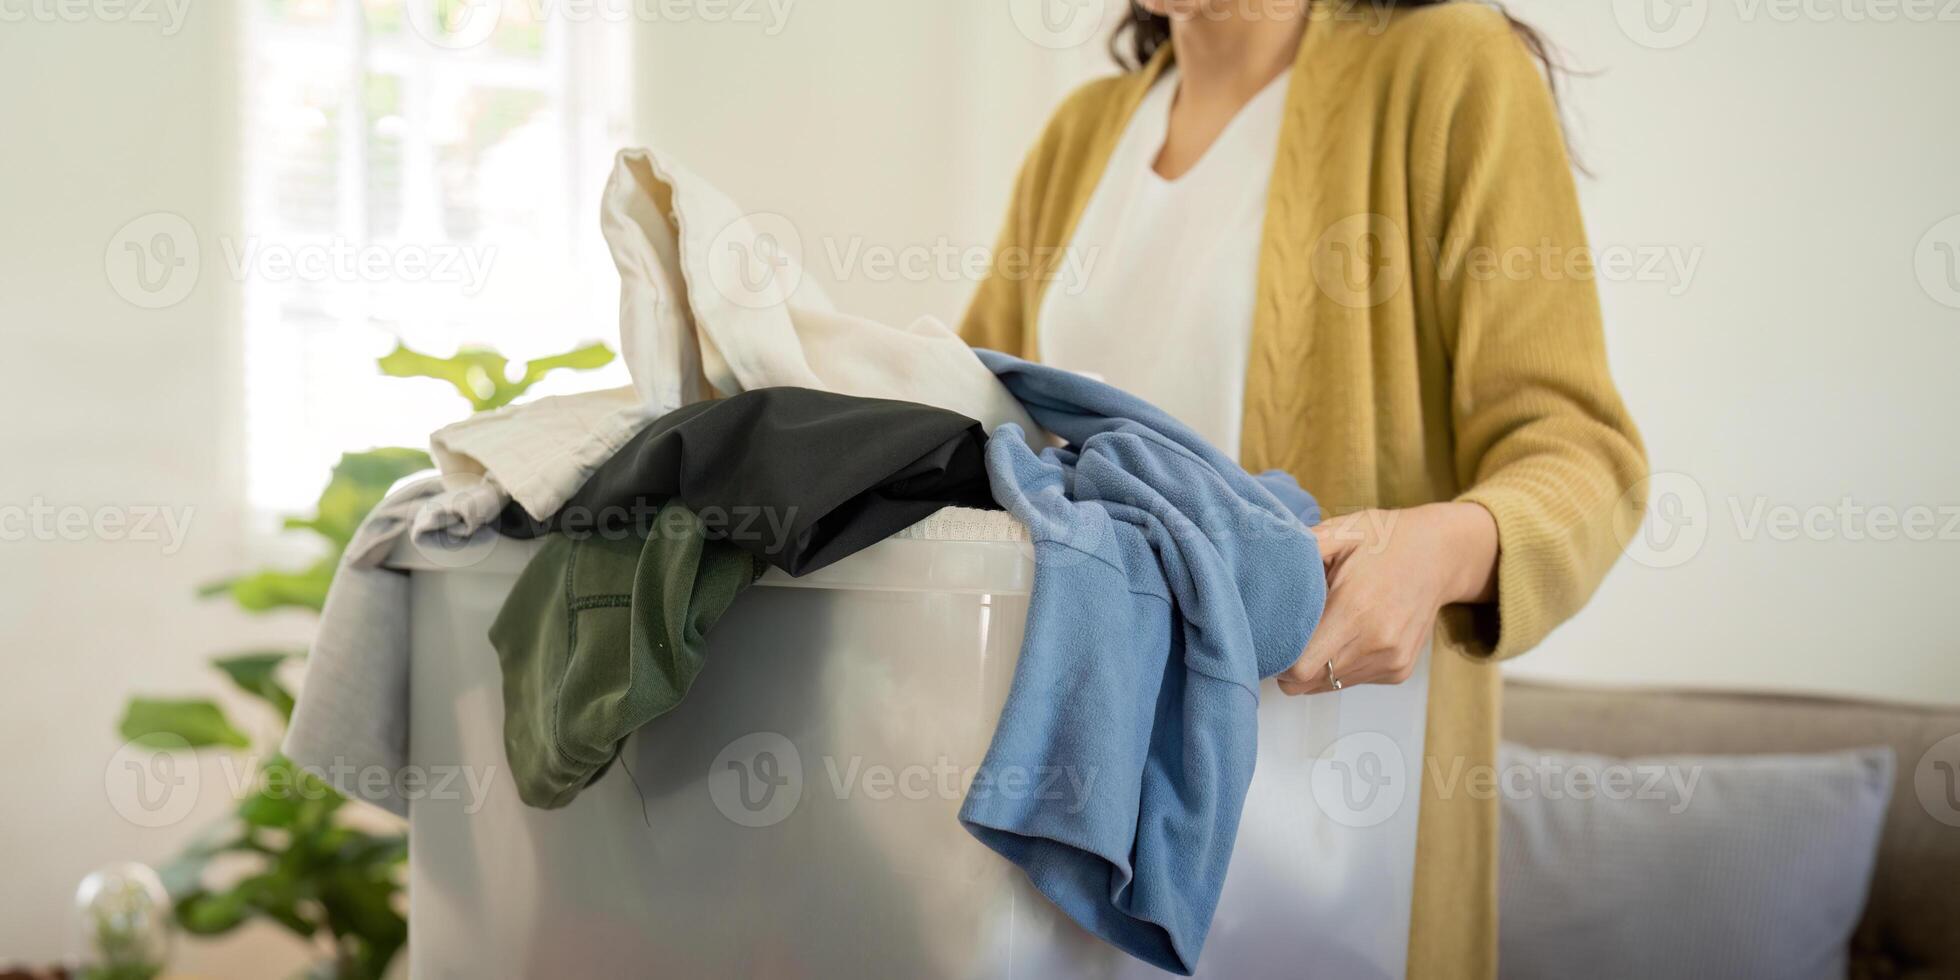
[283,148,1326,976]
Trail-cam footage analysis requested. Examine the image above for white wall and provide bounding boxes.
[0,1,315,973]
[631,0,1125,326]
[633,2,1960,707]
[1495,1,1960,704]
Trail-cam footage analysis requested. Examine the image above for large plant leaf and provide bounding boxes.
[200,560,335,614]
[518,342,614,384]
[238,783,303,828]
[201,448,430,614]
[318,856,407,979]
[379,340,615,412]
[377,343,506,407]
[336,830,408,870]
[175,869,321,940]
[236,754,342,829]
[118,698,250,749]
[210,651,299,720]
[154,826,245,899]
[284,447,435,551]
[235,867,314,937]
[174,888,251,935]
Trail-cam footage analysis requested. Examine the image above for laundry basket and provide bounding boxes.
[396,507,1428,978]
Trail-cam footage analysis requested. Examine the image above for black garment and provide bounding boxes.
[498,388,999,576]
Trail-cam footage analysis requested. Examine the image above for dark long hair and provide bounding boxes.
[1110,1,1569,113]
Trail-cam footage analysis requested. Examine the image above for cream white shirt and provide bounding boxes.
[1037,67,1290,460]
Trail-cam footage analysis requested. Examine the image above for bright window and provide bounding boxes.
[241,0,632,513]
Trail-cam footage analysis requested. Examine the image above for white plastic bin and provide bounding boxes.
[397,510,1428,978]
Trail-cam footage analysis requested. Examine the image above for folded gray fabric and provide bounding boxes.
[283,475,502,816]
[342,476,505,569]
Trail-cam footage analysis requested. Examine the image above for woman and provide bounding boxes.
[961,1,1649,975]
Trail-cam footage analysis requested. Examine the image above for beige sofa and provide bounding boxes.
[1503,679,1960,979]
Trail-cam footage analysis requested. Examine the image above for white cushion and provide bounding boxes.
[1499,742,1893,979]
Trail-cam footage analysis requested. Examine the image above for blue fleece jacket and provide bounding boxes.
[958,350,1327,975]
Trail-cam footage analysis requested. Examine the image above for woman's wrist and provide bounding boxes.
[1429,501,1500,606]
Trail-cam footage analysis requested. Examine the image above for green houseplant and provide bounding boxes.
[114,342,614,980]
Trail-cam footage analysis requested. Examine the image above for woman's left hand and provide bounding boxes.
[1277,502,1500,696]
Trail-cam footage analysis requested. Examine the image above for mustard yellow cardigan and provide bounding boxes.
[959,5,1649,975]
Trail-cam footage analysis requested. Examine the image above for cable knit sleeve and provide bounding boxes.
[1422,29,1650,661]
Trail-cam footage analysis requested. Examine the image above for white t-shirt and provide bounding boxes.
[1037,66,1290,460]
